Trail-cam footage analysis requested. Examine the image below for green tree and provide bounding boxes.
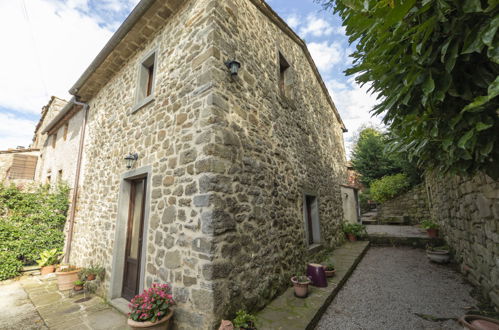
[318,0,499,178]
[351,128,400,186]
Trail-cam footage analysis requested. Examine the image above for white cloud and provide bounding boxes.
[297,14,345,38]
[307,41,344,72]
[0,113,37,150]
[0,0,115,115]
[285,14,300,30]
[327,78,384,157]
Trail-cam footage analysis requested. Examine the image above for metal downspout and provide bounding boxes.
[64,98,89,263]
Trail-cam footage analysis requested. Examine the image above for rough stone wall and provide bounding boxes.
[205,0,347,319]
[376,184,430,224]
[33,97,68,182]
[37,109,85,188]
[0,150,40,185]
[69,1,225,328]
[426,173,499,309]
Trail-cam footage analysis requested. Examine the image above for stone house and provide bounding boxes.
[54,0,349,328]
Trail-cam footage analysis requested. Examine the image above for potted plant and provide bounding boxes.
[36,249,62,275]
[81,265,105,281]
[128,283,175,330]
[459,315,499,329]
[421,219,439,238]
[233,310,257,330]
[74,280,85,291]
[291,274,311,298]
[426,245,450,264]
[342,223,367,242]
[55,265,80,291]
[322,263,336,277]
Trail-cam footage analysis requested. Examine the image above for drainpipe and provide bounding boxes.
[64,98,89,264]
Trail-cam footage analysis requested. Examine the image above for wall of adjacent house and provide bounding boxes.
[0,150,39,184]
[37,109,85,188]
[341,186,360,224]
[68,0,227,328]
[204,0,348,318]
[426,172,499,308]
[376,184,430,225]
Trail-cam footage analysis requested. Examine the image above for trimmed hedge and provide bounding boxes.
[0,183,69,280]
[370,173,410,203]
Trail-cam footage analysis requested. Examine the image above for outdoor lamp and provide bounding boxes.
[124,153,138,169]
[225,60,241,76]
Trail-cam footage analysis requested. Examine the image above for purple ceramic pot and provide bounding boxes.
[306,263,328,287]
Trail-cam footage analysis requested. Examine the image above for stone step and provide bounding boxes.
[255,241,370,330]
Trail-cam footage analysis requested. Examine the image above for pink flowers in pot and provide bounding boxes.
[128,283,175,323]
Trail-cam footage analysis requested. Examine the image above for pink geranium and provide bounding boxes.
[128,283,175,323]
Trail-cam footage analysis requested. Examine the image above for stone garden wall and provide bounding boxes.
[426,172,499,308]
[376,184,430,224]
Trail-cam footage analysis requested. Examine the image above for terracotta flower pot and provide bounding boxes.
[128,310,174,330]
[74,285,84,291]
[55,269,80,291]
[40,265,56,275]
[426,249,450,264]
[346,233,357,242]
[459,314,499,330]
[87,274,96,281]
[427,228,439,238]
[324,269,336,277]
[291,276,310,298]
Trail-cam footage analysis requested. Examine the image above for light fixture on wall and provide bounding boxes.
[124,153,138,169]
[225,60,241,76]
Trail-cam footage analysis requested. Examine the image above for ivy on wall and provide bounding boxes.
[0,183,69,280]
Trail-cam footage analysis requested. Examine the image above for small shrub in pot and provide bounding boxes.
[128,283,175,330]
[233,310,257,330]
[291,274,311,298]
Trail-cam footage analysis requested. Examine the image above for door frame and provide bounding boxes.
[109,165,152,301]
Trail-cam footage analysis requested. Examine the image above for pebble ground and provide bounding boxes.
[316,247,477,330]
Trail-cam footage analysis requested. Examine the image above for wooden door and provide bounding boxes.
[122,177,146,301]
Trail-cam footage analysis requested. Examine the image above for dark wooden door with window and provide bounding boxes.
[122,177,147,301]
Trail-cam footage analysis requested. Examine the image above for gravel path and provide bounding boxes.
[316,247,477,330]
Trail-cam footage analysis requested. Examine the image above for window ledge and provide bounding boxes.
[307,243,323,253]
[131,95,154,114]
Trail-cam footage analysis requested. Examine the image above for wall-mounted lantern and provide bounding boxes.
[225,60,241,76]
[124,153,138,169]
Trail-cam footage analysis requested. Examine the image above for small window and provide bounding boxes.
[58,170,63,182]
[52,134,57,148]
[304,194,320,245]
[63,123,69,141]
[46,175,51,185]
[134,50,157,111]
[279,52,290,96]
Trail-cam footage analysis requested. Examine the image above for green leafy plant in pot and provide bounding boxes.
[74,280,85,291]
[80,265,105,281]
[421,219,439,238]
[342,223,367,242]
[322,262,336,277]
[233,310,257,330]
[291,274,311,298]
[128,283,175,330]
[37,249,62,275]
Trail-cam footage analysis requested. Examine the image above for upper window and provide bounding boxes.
[133,50,157,112]
[279,52,291,97]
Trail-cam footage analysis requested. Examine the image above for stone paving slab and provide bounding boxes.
[255,241,370,330]
[18,275,129,330]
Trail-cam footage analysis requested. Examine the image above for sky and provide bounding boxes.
[0,0,382,155]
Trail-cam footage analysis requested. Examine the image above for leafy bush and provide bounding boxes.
[342,223,367,238]
[0,183,69,280]
[421,219,439,230]
[0,251,23,281]
[370,173,410,203]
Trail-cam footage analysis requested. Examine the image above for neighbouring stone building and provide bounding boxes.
[40,0,350,328]
[0,147,39,184]
[426,172,499,309]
